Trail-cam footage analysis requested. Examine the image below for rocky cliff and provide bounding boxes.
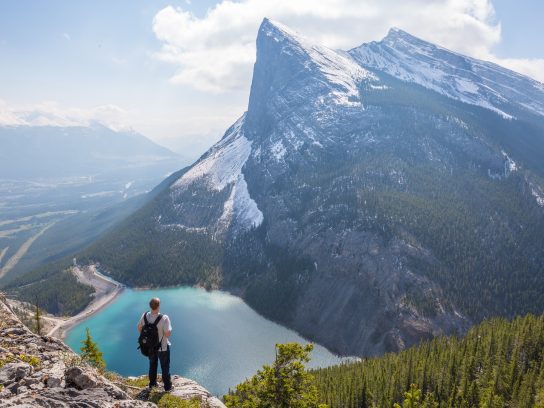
[0,295,225,408]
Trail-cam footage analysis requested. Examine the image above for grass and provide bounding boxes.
[124,374,162,388]
[150,392,202,408]
[18,353,41,368]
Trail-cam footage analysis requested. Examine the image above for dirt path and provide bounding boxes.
[0,210,78,227]
[46,265,124,339]
[0,247,8,265]
[0,222,55,279]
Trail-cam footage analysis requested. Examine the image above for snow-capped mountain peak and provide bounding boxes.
[254,18,373,108]
[350,28,544,119]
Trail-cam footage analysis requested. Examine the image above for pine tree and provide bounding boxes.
[80,327,105,371]
[34,302,43,335]
[394,384,422,408]
[224,343,327,408]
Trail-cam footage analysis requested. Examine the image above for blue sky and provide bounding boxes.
[0,0,543,159]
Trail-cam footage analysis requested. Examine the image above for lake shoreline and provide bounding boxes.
[59,266,351,363]
[48,264,124,340]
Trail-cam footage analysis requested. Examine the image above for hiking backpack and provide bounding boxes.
[137,312,163,357]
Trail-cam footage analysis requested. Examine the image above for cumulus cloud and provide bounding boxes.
[152,0,544,92]
[0,99,131,131]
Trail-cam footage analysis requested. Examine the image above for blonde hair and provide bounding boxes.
[149,297,160,311]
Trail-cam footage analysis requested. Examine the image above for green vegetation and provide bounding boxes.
[150,393,202,408]
[80,327,106,371]
[224,343,327,408]
[313,314,544,407]
[77,191,224,288]
[34,302,42,335]
[0,353,41,369]
[393,384,438,408]
[124,376,153,388]
[2,260,94,316]
[18,353,41,368]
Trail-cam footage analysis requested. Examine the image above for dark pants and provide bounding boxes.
[148,346,171,390]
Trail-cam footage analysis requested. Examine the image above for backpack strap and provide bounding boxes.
[143,312,149,325]
[153,314,163,326]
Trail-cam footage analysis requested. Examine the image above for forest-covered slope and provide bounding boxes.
[313,313,544,407]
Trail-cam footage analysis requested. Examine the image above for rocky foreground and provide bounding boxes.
[0,295,225,407]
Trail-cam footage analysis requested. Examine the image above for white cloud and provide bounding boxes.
[0,99,131,131]
[152,0,544,92]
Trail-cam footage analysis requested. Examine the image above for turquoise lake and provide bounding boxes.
[65,287,345,396]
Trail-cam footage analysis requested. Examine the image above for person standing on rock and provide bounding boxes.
[137,297,173,391]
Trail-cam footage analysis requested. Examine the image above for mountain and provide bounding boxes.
[0,123,179,180]
[57,19,544,356]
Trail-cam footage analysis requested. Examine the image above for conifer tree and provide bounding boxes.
[394,384,421,408]
[80,327,105,371]
[34,302,42,335]
[224,343,327,408]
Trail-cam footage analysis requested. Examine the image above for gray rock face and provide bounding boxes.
[169,376,227,408]
[0,298,221,407]
[0,363,32,384]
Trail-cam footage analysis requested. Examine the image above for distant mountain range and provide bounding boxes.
[17,19,544,356]
[0,123,179,180]
[0,124,185,292]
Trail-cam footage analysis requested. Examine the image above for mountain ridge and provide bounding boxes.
[350,27,544,119]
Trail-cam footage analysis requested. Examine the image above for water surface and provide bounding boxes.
[66,286,345,396]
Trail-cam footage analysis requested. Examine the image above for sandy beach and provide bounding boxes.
[46,264,124,339]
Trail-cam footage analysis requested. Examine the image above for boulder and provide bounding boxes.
[65,366,100,389]
[0,362,32,385]
[170,375,227,408]
[44,361,65,388]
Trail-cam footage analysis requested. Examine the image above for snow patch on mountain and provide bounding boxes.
[172,115,250,192]
[217,174,264,233]
[456,78,479,94]
[502,150,518,173]
[271,140,287,161]
[530,183,544,207]
[171,114,263,232]
[235,175,264,228]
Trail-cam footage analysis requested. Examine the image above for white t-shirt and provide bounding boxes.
[138,312,172,352]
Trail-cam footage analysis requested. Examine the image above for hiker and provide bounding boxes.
[137,297,173,391]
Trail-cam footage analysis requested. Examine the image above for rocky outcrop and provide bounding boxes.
[170,376,226,407]
[0,296,225,407]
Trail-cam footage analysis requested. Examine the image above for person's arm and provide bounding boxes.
[137,313,144,333]
[163,315,172,338]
